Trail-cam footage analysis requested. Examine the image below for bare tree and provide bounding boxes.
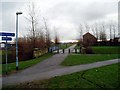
[108,20,118,40]
[17,36,34,60]
[54,27,60,45]
[99,24,107,41]
[91,25,95,36]
[43,17,51,48]
[25,2,39,49]
[36,30,46,50]
[109,20,114,40]
[91,23,99,40]
[78,24,83,40]
[95,26,99,40]
[112,22,117,39]
[109,24,112,40]
[99,31,106,41]
[85,23,90,33]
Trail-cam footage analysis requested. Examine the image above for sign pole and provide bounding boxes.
[16,14,19,71]
[15,12,22,71]
[5,36,8,74]
[0,32,15,74]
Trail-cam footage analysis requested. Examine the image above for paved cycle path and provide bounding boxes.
[2,44,76,86]
[16,44,76,75]
[2,44,120,86]
[2,59,119,86]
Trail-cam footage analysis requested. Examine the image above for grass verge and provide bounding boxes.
[92,46,119,54]
[61,54,119,66]
[3,63,119,89]
[2,53,53,75]
[75,46,119,54]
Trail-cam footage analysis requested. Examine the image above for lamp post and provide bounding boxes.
[16,12,22,71]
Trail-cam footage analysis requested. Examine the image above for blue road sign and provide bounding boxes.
[0,32,15,36]
[2,37,12,41]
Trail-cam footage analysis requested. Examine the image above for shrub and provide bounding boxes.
[85,47,94,54]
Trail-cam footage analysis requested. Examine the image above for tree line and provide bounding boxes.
[77,21,118,42]
[14,3,59,61]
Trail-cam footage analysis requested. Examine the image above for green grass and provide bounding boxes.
[61,54,119,66]
[83,64,119,88]
[0,64,2,75]
[0,50,2,55]
[2,53,53,75]
[75,46,119,54]
[92,46,119,54]
[3,63,119,88]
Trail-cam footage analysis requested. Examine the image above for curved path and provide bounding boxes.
[1,44,120,86]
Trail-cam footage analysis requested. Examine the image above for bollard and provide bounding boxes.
[57,49,59,53]
[63,49,64,53]
[48,48,49,53]
[51,49,52,53]
[68,49,70,53]
[80,47,81,53]
[79,49,81,54]
[75,48,77,53]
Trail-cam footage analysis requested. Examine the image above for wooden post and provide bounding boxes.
[69,49,70,53]
[57,49,59,53]
[75,48,77,53]
[63,49,64,53]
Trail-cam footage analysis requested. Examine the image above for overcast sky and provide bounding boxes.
[0,0,119,42]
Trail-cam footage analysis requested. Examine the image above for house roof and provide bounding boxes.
[83,32,96,39]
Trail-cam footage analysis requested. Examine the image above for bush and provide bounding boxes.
[85,47,94,54]
[2,47,16,64]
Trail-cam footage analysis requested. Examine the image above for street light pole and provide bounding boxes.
[5,36,8,74]
[16,12,22,71]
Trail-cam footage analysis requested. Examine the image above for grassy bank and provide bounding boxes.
[75,46,119,54]
[92,46,119,54]
[2,53,53,75]
[61,54,119,66]
[3,63,119,88]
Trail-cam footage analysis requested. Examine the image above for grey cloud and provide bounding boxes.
[82,2,117,20]
[2,2,25,32]
[1,1,118,41]
[0,3,2,30]
[2,2,25,13]
[47,1,117,24]
[43,1,118,40]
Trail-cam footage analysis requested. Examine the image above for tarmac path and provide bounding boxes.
[1,44,120,86]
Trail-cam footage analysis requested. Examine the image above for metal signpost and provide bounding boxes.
[16,12,22,71]
[0,32,15,36]
[0,32,15,74]
[2,37,12,41]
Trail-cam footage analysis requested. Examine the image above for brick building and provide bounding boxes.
[83,32,97,46]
